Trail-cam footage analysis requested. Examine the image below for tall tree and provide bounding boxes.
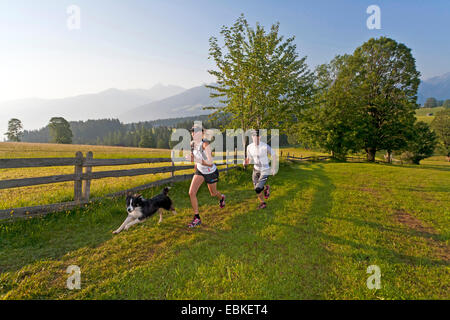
[139,128,155,148]
[443,99,450,109]
[431,108,450,159]
[423,97,438,108]
[48,117,73,144]
[207,14,314,148]
[344,37,420,161]
[292,55,360,160]
[5,118,23,142]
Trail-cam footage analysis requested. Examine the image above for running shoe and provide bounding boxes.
[219,194,226,208]
[188,217,202,228]
[258,202,267,209]
[264,185,270,199]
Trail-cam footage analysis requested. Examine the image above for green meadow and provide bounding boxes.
[415,106,445,124]
[0,142,448,299]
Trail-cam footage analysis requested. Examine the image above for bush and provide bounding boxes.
[404,122,437,164]
[400,151,414,164]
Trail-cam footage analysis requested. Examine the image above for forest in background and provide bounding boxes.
[20,115,290,149]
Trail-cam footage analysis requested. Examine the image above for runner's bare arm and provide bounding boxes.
[244,145,251,166]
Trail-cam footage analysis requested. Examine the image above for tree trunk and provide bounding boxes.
[241,133,246,163]
[366,148,376,162]
[241,120,247,170]
[412,157,421,165]
[385,150,392,163]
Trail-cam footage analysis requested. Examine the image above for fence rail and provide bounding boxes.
[0,150,239,220]
[0,157,81,169]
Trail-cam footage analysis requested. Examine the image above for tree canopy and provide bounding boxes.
[431,108,450,158]
[291,37,420,161]
[207,14,314,133]
[5,118,23,142]
[443,99,450,109]
[405,121,437,164]
[424,97,438,108]
[48,117,73,144]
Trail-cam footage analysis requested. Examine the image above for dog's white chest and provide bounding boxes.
[128,207,143,219]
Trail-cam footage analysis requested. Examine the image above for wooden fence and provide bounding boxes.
[281,151,366,163]
[0,149,393,220]
[0,150,239,220]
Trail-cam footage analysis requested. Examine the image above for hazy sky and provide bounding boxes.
[1,0,449,103]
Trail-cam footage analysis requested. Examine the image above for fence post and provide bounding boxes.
[171,150,175,178]
[226,150,229,170]
[83,151,93,201]
[74,151,83,203]
[234,147,237,166]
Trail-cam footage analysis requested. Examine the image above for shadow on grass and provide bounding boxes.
[81,163,340,299]
[315,231,449,267]
[3,160,447,298]
[381,163,450,173]
[0,179,197,274]
[330,216,449,243]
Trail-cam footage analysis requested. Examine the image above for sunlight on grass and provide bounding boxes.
[0,143,449,299]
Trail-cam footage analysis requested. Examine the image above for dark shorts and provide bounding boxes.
[195,168,219,184]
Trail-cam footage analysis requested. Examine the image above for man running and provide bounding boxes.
[186,123,225,228]
[244,129,277,209]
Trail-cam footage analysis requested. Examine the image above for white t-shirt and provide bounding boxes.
[246,142,275,174]
[192,140,217,174]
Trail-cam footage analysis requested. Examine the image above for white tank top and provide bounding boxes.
[192,140,216,174]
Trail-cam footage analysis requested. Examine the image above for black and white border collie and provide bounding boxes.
[113,187,177,234]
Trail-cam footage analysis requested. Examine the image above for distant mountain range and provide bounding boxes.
[119,84,221,123]
[0,84,186,136]
[418,72,450,104]
[1,71,449,138]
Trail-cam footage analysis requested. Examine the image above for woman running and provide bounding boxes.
[186,124,225,228]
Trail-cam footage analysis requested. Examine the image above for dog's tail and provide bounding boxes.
[162,186,170,195]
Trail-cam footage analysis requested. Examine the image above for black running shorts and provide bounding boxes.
[195,168,219,184]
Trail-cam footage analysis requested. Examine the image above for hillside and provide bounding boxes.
[0,84,186,135]
[415,106,445,124]
[119,85,220,123]
[418,72,450,104]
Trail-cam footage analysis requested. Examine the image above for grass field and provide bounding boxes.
[415,106,445,124]
[0,142,449,299]
[0,142,202,210]
[0,143,321,210]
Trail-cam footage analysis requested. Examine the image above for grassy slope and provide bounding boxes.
[415,107,445,117]
[415,106,445,124]
[1,160,448,299]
